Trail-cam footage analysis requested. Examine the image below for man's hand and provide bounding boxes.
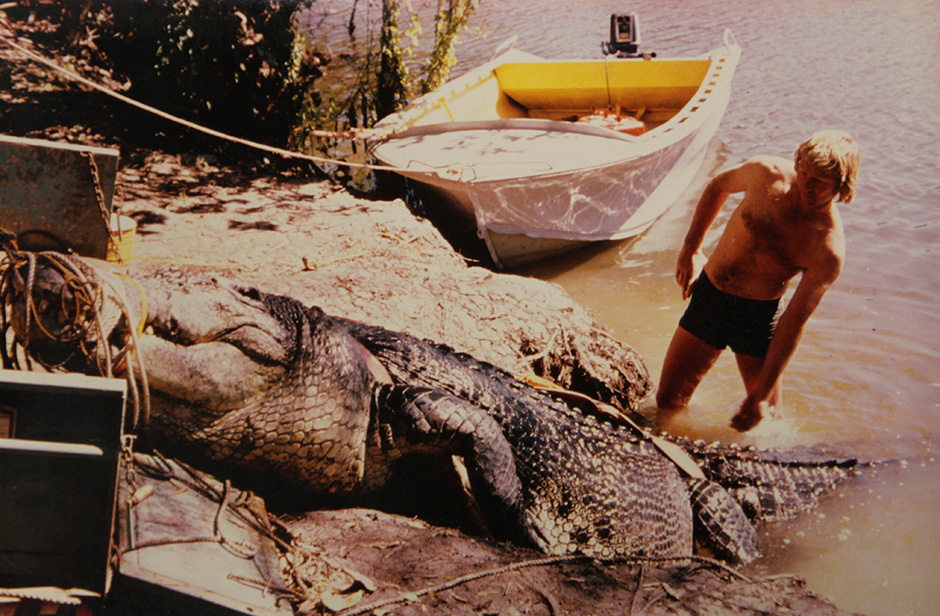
[676,247,706,299]
[731,395,770,432]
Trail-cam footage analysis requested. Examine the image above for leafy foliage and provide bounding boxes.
[421,0,478,95]
[6,0,481,166]
[297,1,481,128]
[375,0,411,121]
[294,0,481,181]
[14,0,319,148]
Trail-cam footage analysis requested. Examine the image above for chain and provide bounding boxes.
[121,434,138,494]
[81,150,126,264]
[81,151,111,226]
[118,433,141,557]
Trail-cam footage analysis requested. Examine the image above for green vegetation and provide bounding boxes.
[294,0,482,179]
[421,0,478,94]
[4,0,481,178]
[5,0,479,145]
[21,0,316,147]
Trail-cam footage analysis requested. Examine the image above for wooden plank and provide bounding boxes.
[0,135,119,258]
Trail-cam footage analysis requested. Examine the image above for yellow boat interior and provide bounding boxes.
[397,57,715,131]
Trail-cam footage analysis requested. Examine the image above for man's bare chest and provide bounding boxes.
[740,203,822,271]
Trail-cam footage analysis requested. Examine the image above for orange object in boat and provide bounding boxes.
[578,110,645,136]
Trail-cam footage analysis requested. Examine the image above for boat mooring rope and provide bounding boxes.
[0,20,404,172]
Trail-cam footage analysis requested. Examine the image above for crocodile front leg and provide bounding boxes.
[687,477,759,564]
[368,384,547,549]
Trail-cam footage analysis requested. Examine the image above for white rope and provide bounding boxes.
[0,25,404,172]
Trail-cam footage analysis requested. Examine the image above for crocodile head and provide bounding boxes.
[131,268,296,413]
[130,267,377,493]
[2,256,376,493]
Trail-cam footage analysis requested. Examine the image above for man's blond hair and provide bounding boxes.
[795,130,860,203]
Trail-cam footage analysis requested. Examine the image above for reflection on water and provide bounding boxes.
[487,1,940,615]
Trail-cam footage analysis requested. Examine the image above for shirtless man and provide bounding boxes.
[656,130,860,431]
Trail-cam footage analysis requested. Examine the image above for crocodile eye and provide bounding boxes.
[237,285,262,301]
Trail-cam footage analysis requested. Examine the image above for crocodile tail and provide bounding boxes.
[687,478,760,565]
[692,446,860,523]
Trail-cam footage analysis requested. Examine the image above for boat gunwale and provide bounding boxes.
[377,122,696,194]
[370,33,741,185]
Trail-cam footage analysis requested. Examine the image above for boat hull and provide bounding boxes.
[371,32,741,268]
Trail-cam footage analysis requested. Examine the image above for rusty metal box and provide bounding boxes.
[0,134,119,258]
[0,369,125,595]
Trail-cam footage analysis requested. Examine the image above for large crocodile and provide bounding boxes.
[0,252,860,565]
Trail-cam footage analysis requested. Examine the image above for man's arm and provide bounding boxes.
[676,162,755,298]
[731,253,843,431]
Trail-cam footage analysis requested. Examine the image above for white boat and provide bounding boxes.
[370,29,741,269]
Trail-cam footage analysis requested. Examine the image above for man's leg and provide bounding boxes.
[734,353,781,407]
[656,326,723,410]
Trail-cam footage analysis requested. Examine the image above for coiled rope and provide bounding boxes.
[0,247,151,430]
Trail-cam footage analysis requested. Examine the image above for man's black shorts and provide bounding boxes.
[678,272,781,358]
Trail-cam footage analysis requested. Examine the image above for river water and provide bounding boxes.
[320,1,939,614]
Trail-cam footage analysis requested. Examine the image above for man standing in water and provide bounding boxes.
[656,130,860,431]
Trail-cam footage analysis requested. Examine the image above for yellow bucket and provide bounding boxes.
[107,214,136,263]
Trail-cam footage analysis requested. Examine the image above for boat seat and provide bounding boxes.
[496,59,711,117]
